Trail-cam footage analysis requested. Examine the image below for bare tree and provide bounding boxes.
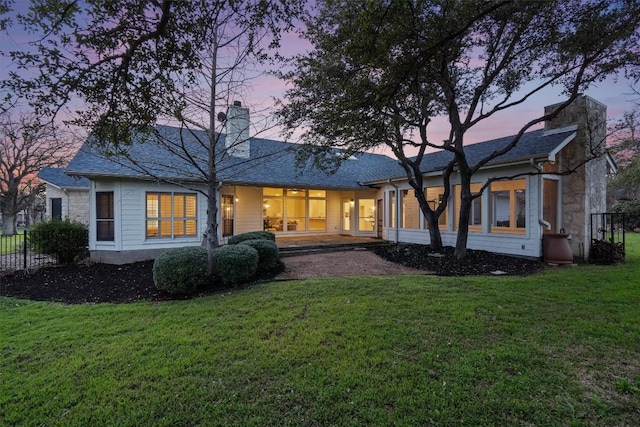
[0,111,71,235]
[3,0,303,275]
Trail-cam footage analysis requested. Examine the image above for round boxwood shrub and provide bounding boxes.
[238,238,279,272]
[228,231,276,245]
[29,219,88,264]
[153,246,208,294]
[213,244,258,286]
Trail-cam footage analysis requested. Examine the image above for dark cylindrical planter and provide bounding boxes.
[543,233,574,264]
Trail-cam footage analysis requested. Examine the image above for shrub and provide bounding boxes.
[29,219,88,264]
[213,244,258,286]
[238,239,279,272]
[228,231,276,245]
[611,201,640,230]
[153,246,208,294]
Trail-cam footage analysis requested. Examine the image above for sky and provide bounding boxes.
[1,4,638,157]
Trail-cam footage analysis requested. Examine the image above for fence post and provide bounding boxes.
[23,229,28,269]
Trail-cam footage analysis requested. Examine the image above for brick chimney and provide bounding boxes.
[226,101,250,158]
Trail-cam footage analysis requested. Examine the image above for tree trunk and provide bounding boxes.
[455,195,472,259]
[205,31,220,278]
[1,212,17,235]
[1,193,18,235]
[411,186,444,251]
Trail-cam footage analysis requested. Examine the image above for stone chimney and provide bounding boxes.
[544,95,608,260]
[226,101,250,158]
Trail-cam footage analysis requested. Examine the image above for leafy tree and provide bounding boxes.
[0,110,71,235]
[608,90,640,201]
[279,0,640,257]
[3,0,303,275]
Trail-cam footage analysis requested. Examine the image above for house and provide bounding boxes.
[65,95,614,264]
[37,167,90,224]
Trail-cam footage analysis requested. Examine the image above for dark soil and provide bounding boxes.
[1,246,542,304]
[374,244,542,277]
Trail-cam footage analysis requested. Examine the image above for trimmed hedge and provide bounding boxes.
[228,231,276,245]
[213,244,259,286]
[238,239,279,272]
[29,219,88,264]
[153,246,208,294]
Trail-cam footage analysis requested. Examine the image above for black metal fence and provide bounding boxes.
[590,213,625,263]
[0,228,88,275]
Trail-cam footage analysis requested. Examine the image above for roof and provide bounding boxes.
[65,124,578,189]
[65,125,398,190]
[38,167,89,189]
[364,125,578,183]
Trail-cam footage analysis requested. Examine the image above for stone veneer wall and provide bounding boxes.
[544,95,607,259]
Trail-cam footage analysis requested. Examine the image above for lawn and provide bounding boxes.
[1,235,639,426]
[0,231,24,255]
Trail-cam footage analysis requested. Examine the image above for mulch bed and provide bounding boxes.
[1,245,542,304]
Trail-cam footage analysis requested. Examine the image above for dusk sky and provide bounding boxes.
[1,6,638,156]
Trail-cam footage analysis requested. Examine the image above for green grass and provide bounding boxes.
[0,232,24,255]
[2,235,639,426]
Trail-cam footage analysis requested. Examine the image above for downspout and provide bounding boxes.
[531,159,552,231]
[388,179,399,244]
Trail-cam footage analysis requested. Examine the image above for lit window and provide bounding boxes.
[454,183,482,231]
[490,180,526,233]
[358,199,375,231]
[146,192,197,239]
[424,187,447,228]
[401,189,420,229]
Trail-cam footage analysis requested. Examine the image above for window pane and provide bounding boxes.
[147,194,158,218]
[402,189,420,229]
[185,220,197,236]
[160,220,172,237]
[389,191,396,227]
[425,187,447,228]
[97,192,114,219]
[146,220,159,237]
[174,195,185,217]
[97,221,114,241]
[310,189,326,198]
[263,187,283,197]
[286,198,306,231]
[185,195,197,217]
[309,199,326,231]
[492,190,511,227]
[471,197,482,225]
[160,194,172,218]
[358,199,375,231]
[516,189,526,228]
[287,188,306,197]
[174,220,185,236]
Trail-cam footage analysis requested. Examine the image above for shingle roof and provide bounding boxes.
[65,125,398,190]
[363,126,577,183]
[38,167,89,189]
[66,124,576,188]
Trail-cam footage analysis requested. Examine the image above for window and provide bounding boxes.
[389,191,396,228]
[424,187,447,228]
[454,183,482,231]
[146,192,197,239]
[222,195,234,237]
[51,198,62,220]
[96,192,114,241]
[490,180,526,233]
[263,188,326,232]
[401,189,420,229]
[358,199,375,231]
